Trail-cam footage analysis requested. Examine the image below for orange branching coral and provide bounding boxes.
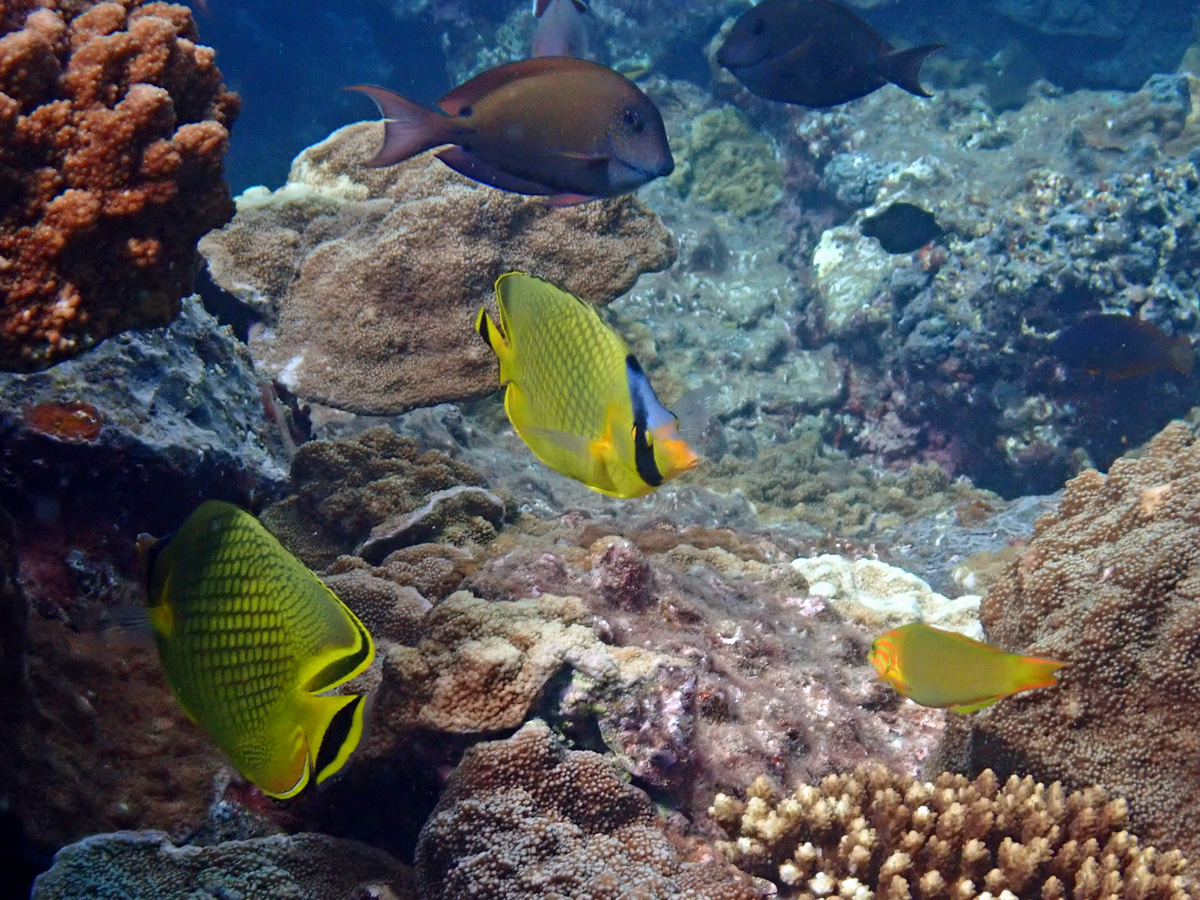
[0,0,239,372]
[710,766,1191,900]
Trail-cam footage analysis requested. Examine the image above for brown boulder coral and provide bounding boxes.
[710,766,1190,900]
[415,719,762,900]
[259,426,497,571]
[0,0,239,372]
[931,420,1200,876]
[199,121,677,415]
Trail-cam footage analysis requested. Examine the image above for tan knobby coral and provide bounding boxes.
[932,419,1200,876]
[710,766,1190,900]
[199,122,676,415]
[415,719,761,900]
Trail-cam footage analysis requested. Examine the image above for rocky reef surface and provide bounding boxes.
[6,4,1200,899]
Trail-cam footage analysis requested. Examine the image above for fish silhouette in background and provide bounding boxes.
[860,202,943,253]
[717,0,944,107]
[476,272,701,498]
[532,0,589,58]
[870,622,1065,714]
[347,58,673,205]
[1052,313,1196,381]
[140,501,375,799]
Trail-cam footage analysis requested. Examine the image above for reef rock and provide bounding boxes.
[200,122,676,415]
[415,719,760,900]
[31,830,414,900]
[0,0,239,372]
[932,419,1200,879]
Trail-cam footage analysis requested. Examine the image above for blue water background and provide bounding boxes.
[195,0,1199,194]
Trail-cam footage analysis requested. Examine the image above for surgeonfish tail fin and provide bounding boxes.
[883,44,944,98]
[296,691,368,789]
[1168,336,1196,377]
[344,84,448,167]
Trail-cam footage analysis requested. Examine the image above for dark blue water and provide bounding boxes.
[194,0,1198,194]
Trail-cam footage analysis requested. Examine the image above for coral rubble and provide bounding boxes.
[711,765,1191,900]
[932,419,1200,878]
[0,0,239,372]
[199,122,676,415]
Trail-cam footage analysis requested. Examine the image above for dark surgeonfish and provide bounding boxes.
[347,58,673,206]
[532,0,589,58]
[1052,313,1196,381]
[860,202,943,253]
[717,0,944,107]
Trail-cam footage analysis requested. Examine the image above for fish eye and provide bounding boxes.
[751,18,766,35]
[622,109,645,133]
[459,105,473,117]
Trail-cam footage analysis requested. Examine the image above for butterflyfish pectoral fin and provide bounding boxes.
[294,692,369,789]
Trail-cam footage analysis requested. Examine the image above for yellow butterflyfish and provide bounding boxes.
[868,622,1066,714]
[475,272,700,498]
[139,500,375,799]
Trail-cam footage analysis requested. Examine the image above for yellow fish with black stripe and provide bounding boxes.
[476,272,700,498]
[139,500,375,799]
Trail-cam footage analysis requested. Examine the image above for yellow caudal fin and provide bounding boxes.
[475,306,516,384]
[296,691,369,788]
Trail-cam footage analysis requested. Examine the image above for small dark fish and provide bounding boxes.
[347,58,673,206]
[861,202,943,253]
[717,0,944,108]
[1053,314,1195,381]
[532,0,589,58]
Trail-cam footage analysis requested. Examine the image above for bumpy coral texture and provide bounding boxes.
[259,427,491,571]
[933,420,1200,878]
[199,121,676,415]
[710,766,1190,900]
[372,591,600,737]
[415,719,761,900]
[31,830,414,900]
[0,0,239,371]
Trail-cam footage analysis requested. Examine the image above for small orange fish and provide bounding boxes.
[869,622,1065,714]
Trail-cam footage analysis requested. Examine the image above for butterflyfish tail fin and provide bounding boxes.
[295,691,368,789]
[344,84,450,168]
[258,727,312,800]
[884,44,944,98]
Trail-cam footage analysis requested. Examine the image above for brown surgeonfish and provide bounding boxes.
[717,0,944,107]
[347,58,673,205]
[1052,313,1195,381]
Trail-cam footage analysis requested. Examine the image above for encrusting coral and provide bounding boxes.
[415,719,761,900]
[931,419,1200,879]
[259,427,495,571]
[31,830,414,900]
[710,766,1191,900]
[0,0,239,372]
[199,121,676,415]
